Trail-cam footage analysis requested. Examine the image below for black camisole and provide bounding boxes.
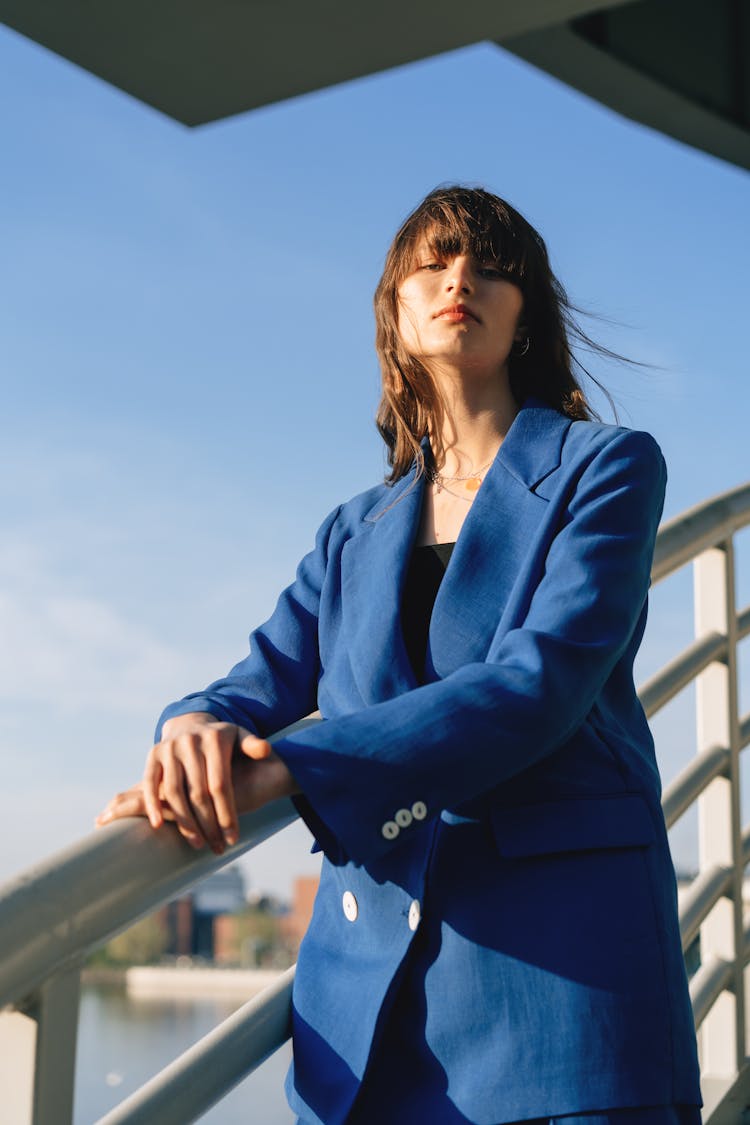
[401,542,456,682]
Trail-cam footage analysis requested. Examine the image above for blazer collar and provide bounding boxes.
[361,395,569,526]
[494,395,570,492]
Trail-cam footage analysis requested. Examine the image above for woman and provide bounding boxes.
[98,186,703,1124]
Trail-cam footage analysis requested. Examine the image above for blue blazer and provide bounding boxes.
[159,397,702,1125]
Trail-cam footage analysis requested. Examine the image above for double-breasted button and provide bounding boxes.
[408,900,421,932]
[342,891,358,922]
[411,801,427,821]
[382,820,399,841]
[395,807,413,828]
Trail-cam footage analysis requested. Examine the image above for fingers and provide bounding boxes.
[101,721,272,853]
[96,783,177,827]
[95,785,148,826]
[143,751,165,830]
[205,733,239,847]
[143,720,241,854]
[237,731,273,760]
[161,754,208,850]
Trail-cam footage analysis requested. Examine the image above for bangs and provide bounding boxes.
[396,191,533,288]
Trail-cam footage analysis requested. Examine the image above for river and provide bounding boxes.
[75,984,294,1123]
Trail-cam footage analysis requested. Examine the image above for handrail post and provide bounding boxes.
[28,963,82,1125]
[0,962,81,1125]
[694,540,745,1077]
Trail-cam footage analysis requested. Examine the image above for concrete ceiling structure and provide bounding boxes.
[1,0,748,172]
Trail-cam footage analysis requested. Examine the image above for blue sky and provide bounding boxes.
[1,25,748,896]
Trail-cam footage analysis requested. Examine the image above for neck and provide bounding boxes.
[429,365,519,475]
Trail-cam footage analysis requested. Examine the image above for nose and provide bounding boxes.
[445,256,473,294]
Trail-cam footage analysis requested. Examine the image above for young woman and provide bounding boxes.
[98,186,703,1125]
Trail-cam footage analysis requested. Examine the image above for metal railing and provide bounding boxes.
[1,483,750,1124]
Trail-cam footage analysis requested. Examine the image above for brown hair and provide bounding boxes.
[374,185,615,482]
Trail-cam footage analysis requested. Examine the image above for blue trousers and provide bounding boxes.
[298,1107,701,1124]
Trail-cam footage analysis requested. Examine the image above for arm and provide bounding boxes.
[271,429,667,864]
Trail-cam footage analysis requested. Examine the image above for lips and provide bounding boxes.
[434,303,480,323]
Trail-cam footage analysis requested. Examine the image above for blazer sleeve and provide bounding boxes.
[271,428,667,865]
[155,503,342,741]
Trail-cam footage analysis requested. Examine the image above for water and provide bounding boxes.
[75,984,294,1123]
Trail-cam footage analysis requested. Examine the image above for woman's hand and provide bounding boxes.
[95,712,300,854]
[95,781,177,825]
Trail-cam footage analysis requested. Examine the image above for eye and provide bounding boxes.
[478,264,505,278]
[419,261,443,271]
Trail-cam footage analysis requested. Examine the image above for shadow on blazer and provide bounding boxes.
[158,397,703,1125]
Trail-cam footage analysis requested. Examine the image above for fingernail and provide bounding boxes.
[98,811,111,824]
[224,830,237,846]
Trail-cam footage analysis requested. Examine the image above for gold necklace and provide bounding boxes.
[431,481,475,504]
[427,458,493,495]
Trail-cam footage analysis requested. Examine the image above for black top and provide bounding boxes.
[401,542,456,682]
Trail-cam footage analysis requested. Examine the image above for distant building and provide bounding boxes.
[164,866,247,959]
[279,876,319,953]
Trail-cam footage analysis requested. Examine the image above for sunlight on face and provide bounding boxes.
[397,240,524,380]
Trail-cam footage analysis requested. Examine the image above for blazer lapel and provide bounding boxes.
[427,399,571,679]
[340,468,425,704]
[340,398,572,699]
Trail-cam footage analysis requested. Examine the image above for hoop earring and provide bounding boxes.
[515,336,531,357]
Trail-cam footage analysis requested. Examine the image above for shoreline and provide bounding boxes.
[82,964,284,998]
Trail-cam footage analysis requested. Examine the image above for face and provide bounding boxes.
[396,237,525,379]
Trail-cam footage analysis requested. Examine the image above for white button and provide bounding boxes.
[395,808,413,828]
[382,820,400,840]
[408,900,421,931]
[342,891,358,922]
[411,801,427,821]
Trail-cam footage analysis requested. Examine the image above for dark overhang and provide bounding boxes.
[1,0,748,171]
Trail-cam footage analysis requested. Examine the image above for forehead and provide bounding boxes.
[402,214,517,272]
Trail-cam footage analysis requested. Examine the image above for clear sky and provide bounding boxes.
[1,25,748,898]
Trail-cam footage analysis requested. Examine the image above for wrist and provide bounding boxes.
[161,711,220,738]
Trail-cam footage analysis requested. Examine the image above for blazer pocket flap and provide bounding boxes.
[492,793,655,858]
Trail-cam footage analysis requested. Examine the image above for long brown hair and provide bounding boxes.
[374,185,615,482]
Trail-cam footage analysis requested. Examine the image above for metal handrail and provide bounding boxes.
[679,863,734,951]
[661,743,730,829]
[0,800,297,1013]
[690,953,735,1032]
[650,481,750,584]
[1,481,749,1125]
[97,966,295,1125]
[638,630,727,719]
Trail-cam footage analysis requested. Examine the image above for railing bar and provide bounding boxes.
[0,799,298,1013]
[694,537,746,1069]
[638,631,727,719]
[738,604,750,642]
[662,744,730,829]
[651,482,750,585]
[96,966,295,1125]
[30,964,82,1125]
[678,862,734,951]
[0,718,321,1012]
[689,952,735,1030]
[742,825,750,868]
[740,711,750,751]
